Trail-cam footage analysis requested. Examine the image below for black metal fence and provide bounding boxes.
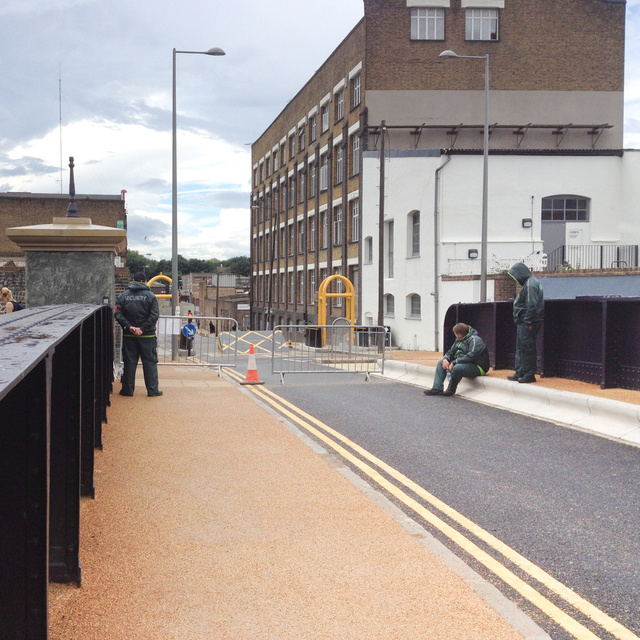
[0,304,113,640]
[444,297,640,390]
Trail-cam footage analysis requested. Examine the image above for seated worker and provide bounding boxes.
[424,323,490,396]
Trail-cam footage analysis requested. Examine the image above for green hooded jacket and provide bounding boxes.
[507,262,544,326]
[114,281,159,336]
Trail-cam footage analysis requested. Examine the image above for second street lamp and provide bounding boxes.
[171,46,225,359]
[439,49,489,302]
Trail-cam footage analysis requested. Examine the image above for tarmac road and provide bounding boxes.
[235,356,640,640]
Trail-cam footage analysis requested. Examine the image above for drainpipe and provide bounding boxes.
[433,151,451,352]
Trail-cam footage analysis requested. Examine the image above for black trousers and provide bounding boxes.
[121,336,159,395]
[514,322,541,378]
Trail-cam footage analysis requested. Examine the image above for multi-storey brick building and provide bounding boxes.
[251,0,630,343]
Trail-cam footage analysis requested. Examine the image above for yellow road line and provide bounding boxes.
[226,369,638,640]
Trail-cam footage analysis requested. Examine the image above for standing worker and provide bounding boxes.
[507,262,544,384]
[115,272,163,397]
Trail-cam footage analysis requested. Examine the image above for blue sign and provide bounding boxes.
[182,323,197,338]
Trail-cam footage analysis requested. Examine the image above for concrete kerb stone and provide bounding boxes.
[575,396,640,440]
[378,359,640,447]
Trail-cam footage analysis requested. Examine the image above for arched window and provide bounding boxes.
[408,210,420,257]
[384,294,395,317]
[364,236,373,264]
[408,294,421,318]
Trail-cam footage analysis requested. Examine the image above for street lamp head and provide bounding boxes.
[439,49,460,59]
[206,47,226,56]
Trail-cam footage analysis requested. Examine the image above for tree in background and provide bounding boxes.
[127,251,249,280]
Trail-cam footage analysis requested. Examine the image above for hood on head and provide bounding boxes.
[508,262,532,286]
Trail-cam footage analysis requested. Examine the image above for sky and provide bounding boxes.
[1,0,639,262]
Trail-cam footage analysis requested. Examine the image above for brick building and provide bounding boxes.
[251,0,631,346]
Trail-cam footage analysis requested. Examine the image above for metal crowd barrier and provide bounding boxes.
[1,303,113,640]
[116,316,238,373]
[272,324,387,384]
[444,297,640,390]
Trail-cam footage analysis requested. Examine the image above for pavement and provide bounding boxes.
[47,351,640,639]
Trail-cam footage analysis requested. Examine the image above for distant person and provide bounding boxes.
[1,287,24,312]
[507,262,544,384]
[209,320,216,334]
[114,272,163,397]
[424,323,490,396]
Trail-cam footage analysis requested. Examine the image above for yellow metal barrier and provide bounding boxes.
[317,275,355,346]
[147,273,172,299]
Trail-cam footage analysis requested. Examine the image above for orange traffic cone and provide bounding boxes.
[240,344,265,386]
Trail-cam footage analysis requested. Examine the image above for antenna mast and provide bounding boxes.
[59,71,63,193]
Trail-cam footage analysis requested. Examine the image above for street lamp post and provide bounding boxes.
[439,49,489,302]
[172,46,225,358]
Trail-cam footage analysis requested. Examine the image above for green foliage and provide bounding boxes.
[127,252,249,280]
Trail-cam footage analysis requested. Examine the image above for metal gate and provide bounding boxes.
[272,324,387,384]
[116,316,238,372]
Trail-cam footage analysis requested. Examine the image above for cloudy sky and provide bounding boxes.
[1,0,639,261]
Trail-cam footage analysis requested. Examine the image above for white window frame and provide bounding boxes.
[320,154,328,191]
[466,8,499,41]
[351,75,361,108]
[321,104,330,132]
[411,7,445,40]
[333,205,343,246]
[335,145,344,184]
[320,211,328,249]
[351,133,360,175]
[350,198,360,243]
[335,89,344,121]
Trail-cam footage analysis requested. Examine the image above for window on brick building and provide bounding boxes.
[466,8,498,40]
[289,134,296,158]
[320,154,328,191]
[351,133,360,175]
[321,104,329,132]
[333,205,343,246]
[351,75,361,108]
[335,89,344,122]
[298,126,305,152]
[335,145,344,184]
[411,8,444,40]
[310,163,317,197]
[320,211,328,249]
[310,115,317,143]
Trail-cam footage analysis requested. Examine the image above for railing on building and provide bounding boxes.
[444,297,640,390]
[272,324,387,384]
[545,244,639,271]
[447,253,547,277]
[1,304,112,640]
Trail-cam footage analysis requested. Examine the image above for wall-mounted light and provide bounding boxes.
[522,218,533,228]
[468,249,479,259]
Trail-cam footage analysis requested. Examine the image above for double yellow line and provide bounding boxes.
[226,369,638,640]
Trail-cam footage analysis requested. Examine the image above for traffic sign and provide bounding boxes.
[182,323,197,338]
